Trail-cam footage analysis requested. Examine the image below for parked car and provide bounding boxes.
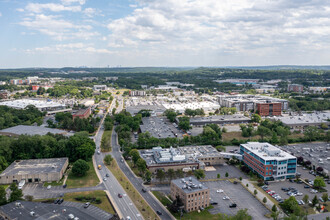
[210,202,218,205]
[304,185,310,188]
[229,203,237,208]
[216,189,224,193]
[118,193,123,198]
[84,202,90,208]
[156,211,162,215]
[223,196,230,200]
[106,173,110,177]
[54,199,59,204]
[58,199,64,204]
[142,188,147,193]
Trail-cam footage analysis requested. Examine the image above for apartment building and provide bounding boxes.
[72,107,91,119]
[288,84,303,93]
[170,177,210,212]
[256,103,282,116]
[240,142,297,180]
[129,90,146,96]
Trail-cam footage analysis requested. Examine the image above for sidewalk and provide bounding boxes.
[241,179,285,218]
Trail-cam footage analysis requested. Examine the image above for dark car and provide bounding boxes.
[297,180,303,184]
[156,211,162,215]
[63,184,67,188]
[264,181,269,185]
[118,193,123,198]
[233,181,238,184]
[289,179,294,183]
[54,199,59,204]
[229,203,237,208]
[210,202,218,205]
[106,173,110,177]
[304,185,310,188]
[142,188,147,193]
[58,199,64,204]
[328,181,330,184]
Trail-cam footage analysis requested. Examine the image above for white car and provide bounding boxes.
[217,189,224,193]
[222,196,230,200]
[296,192,303,196]
[47,185,51,190]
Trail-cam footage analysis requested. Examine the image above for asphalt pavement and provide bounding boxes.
[111,128,173,220]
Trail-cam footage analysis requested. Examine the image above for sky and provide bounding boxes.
[1,0,330,68]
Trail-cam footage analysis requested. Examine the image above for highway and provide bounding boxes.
[110,129,173,220]
[94,125,143,220]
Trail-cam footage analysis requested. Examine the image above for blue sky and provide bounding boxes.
[1,0,330,68]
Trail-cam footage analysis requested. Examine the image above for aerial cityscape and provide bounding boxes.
[0,0,330,220]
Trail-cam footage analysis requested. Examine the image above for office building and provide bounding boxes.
[188,114,251,126]
[129,90,146,96]
[288,84,303,92]
[10,79,32,85]
[256,103,282,116]
[139,145,224,173]
[93,85,107,91]
[72,107,91,119]
[170,177,210,212]
[240,142,296,180]
[0,158,69,184]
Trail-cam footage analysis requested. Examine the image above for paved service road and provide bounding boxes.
[111,129,173,220]
[95,122,142,220]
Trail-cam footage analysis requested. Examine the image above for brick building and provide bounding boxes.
[256,102,282,116]
[72,107,91,119]
[170,177,210,212]
[288,84,303,93]
[0,91,8,99]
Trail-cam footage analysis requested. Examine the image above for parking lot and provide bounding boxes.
[280,142,330,171]
[262,178,330,206]
[205,180,269,220]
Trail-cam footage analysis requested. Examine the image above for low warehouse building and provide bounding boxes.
[0,158,68,184]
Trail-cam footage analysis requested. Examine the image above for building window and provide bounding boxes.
[266,172,268,175]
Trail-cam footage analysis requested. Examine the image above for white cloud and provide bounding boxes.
[0,12,2,17]
[83,8,97,17]
[61,0,86,5]
[16,8,24,12]
[19,14,98,41]
[26,43,112,54]
[25,3,81,13]
[106,0,330,65]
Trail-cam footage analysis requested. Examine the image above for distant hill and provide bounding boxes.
[224,65,330,70]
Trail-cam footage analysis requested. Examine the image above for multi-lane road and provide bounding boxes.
[94,125,143,220]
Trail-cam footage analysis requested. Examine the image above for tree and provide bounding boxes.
[312,195,319,207]
[25,195,34,201]
[271,210,280,220]
[104,154,113,165]
[302,194,309,204]
[271,132,279,144]
[0,186,6,205]
[178,116,191,131]
[263,197,267,203]
[72,159,90,176]
[233,209,252,220]
[164,109,177,122]
[305,160,311,167]
[297,156,304,164]
[156,169,165,183]
[169,195,184,213]
[251,114,262,123]
[322,193,328,203]
[257,126,272,140]
[316,167,323,173]
[254,189,257,196]
[144,170,152,183]
[272,204,278,212]
[225,172,229,177]
[314,176,326,189]
[9,183,23,203]
[129,149,140,166]
[167,169,175,180]
[175,169,184,178]
[304,126,321,141]
[136,158,147,174]
[194,169,205,179]
[281,196,299,214]
[217,173,220,179]
[279,136,288,146]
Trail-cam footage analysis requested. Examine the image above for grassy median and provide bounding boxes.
[101,130,112,152]
[66,161,99,188]
[63,190,116,214]
[107,160,160,220]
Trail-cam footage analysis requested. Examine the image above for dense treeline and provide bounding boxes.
[48,112,100,133]
[0,132,95,172]
[0,105,45,129]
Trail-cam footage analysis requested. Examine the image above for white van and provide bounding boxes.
[18,180,25,189]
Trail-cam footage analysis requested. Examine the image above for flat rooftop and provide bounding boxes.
[0,158,68,177]
[171,177,208,193]
[189,114,250,124]
[0,200,113,220]
[271,112,330,126]
[0,125,73,136]
[241,142,295,161]
[139,145,221,166]
[0,99,65,110]
[126,105,166,116]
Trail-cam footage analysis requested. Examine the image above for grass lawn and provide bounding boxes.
[172,206,229,220]
[107,160,159,220]
[63,190,115,214]
[66,161,99,188]
[44,176,65,187]
[152,191,172,207]
[101,130,112,152]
